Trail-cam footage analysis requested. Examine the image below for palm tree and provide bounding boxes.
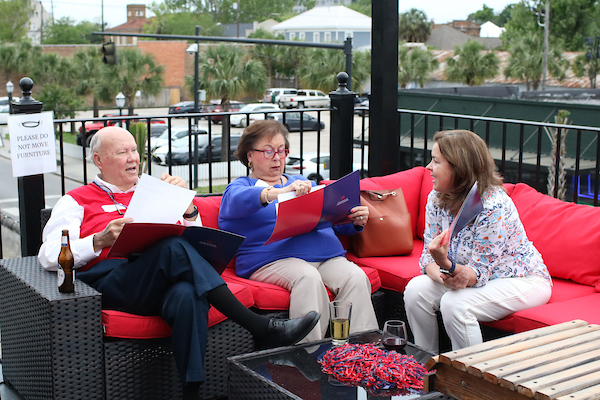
[444,40,499,86]
[398,43,438,89]
[0,42,37,83]
[573,53,599,88]
[195,44,267,160]
[298,48,371,93]
[248,29,286,88]
[276,44,309,88]
[504,34,569,91]
[73,47,104,117]
[399,9,431,43]
[97,48,165,116]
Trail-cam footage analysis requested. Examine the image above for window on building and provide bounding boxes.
[289,32,296,40]
[346,31,353,38]
[313,32,320,43]
[299,32,305,40]
[324,32,331,42]
[31,22,36,30]
[128,11,132,17]
[135,10,144,16]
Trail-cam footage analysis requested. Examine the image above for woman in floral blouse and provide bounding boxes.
[404,129,552,354]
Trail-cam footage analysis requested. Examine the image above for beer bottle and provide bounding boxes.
[58,229,74,293]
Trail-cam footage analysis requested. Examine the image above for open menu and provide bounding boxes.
[264,170,360,245]
[441,181,484,246]
[107,223,245,274]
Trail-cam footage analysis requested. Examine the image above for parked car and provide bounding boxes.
[151,126,207,152]
[354,99,369,115]
[153,134,242,165]
[285,151,368,183]
[77,113,166,146]
[150,123,169,138]
[262,88,297,104]
[278,89,330,109]
[273,112,325,132]
[230,103,281,127]
[0,96,20,106]
[0,104,8,126]
[168,101,196,114]
[207,101,245,124]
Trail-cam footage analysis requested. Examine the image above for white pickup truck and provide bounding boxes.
[278,89,330,109]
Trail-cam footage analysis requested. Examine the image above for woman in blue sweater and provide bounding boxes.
[219,120,378,342]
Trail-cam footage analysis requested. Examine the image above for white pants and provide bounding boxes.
[250,256,379,343]
[404,274,552,354]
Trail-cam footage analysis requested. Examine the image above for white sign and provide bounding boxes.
[8,111,56,177]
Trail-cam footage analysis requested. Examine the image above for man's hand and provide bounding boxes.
[161,172,187,189]
[93,217,133,252]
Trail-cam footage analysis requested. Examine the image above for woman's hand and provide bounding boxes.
[440,264,476,289]
[428,229,452,271]
[93,217,133,252]
[161,172,187,189]
[349,205,368,227]
[289,180,311,196]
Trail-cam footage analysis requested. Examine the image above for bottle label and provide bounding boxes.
[57,265,65,287]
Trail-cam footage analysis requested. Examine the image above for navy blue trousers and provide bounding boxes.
[78,236,225,384]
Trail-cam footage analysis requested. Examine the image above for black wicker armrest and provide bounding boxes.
[0,257,105,400]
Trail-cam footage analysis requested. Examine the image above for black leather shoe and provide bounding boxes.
[258,311,320,349]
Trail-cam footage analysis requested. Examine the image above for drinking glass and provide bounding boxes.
[381,320,407,352]
[329,300,352,346]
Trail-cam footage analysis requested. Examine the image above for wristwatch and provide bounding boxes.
[183,205,198,219]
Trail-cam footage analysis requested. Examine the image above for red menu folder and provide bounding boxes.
[106,223,245,274]
[264,170,360,245]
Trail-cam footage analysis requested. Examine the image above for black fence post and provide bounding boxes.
[329,72,355,180]
[12,77,45,256]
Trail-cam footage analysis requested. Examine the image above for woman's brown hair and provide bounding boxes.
[235,120,290,168]
[433,129,504,213]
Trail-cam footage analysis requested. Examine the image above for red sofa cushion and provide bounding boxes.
[102,281,254,339]
[482,278,597,332]
[221,265,382,311]
[194,195,222,229]
[347,240,425,293]
[512,294,600,332]
[509,183,600,289]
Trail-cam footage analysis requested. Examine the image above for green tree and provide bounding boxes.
[0,42,37,82]
[97,49,165,116]
[39,84,83,120]
[298,48,371,93]
[573,53,599,88]
[43,17,103,44]
[503,34,569,90]
[467,4,496,25]
[143,6,223,36]
[276,43,309,88]
[248,29,287,87]
[399,9,431,43]
[0,0,32,42]
[73,47,105,117]
[194,44,266,160]
[398,44,438,89]
[444,40,499,86]
[347,0,371,17]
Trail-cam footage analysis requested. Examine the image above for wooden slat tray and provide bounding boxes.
[424,320,600,400]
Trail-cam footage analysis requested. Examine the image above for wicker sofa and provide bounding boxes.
[0,200,385,400]
[337,166,600,336]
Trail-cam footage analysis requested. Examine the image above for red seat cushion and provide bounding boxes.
[347,240,425,293]
[512,294,600,333]
[221,264,382,311]
[193,195,222,229]
[102,281,254,339]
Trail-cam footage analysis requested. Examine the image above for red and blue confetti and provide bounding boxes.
[319,343,428,395]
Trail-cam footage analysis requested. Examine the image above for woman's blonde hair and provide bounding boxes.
[433,129,504,213]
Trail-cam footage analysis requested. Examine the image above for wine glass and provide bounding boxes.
[382,320,407,352]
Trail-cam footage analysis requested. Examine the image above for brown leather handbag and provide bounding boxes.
[350,188,414,257]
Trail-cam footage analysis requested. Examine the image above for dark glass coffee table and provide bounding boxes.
[228,330,455,400]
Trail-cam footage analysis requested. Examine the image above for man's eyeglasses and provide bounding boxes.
[253,148,289,159]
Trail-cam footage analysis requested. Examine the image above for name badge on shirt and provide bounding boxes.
[102,204,126,213]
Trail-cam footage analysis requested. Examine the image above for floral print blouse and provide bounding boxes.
[419,186,552,288]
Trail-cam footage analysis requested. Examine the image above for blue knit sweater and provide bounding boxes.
[218,174,361,279]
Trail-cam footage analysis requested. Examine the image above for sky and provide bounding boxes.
[42,0,517,29]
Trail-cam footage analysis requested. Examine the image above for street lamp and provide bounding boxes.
[115,92,126,126]
[186,25,200,125]
[6,81,13,114]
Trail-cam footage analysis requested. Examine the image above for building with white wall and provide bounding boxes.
[28,0,52,45]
